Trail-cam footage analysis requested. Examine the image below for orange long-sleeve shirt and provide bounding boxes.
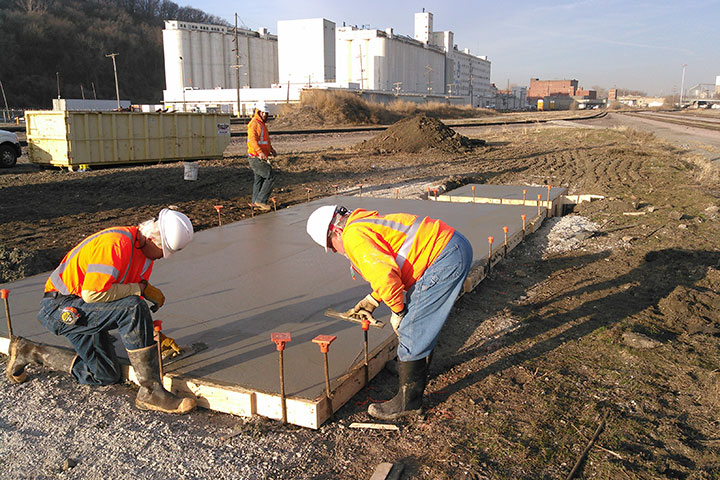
[342,209,454,312]
[247,111,272,157]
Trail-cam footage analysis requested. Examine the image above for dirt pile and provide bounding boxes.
[356,114,485,154]
[272,90,495,129]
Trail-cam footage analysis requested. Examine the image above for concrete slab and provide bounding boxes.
[1,196,545,427]
[437,184,568,217]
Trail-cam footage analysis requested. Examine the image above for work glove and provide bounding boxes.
[142,282,165,312]
[390,305,408,335]
[353,294,379,315]
[158,332,182,358]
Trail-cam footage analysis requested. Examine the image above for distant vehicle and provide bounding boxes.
[0,129,21,167]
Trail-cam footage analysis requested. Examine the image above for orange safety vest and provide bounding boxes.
[342,209,454,312]
[247,111,271,157]
[45,226,153,296]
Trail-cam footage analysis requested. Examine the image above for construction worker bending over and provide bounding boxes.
[247,100,277,212]
[307,205,473,420]
[5,209,197,414]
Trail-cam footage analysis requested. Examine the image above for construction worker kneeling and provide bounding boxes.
[6,209,197,414]
[307,205,473,420]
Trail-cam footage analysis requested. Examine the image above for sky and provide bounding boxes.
[189,0,720,96]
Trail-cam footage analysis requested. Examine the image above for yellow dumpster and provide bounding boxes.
[25,111,231,168]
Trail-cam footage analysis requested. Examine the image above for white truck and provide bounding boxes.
[0,129,21,167]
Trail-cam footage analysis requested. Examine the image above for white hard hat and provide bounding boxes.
[158,208,194,258]
[306,205,338,252]
[255,101,269,113]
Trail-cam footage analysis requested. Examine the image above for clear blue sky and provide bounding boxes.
[188,0,719,96]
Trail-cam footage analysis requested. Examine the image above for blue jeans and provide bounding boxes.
[397,231,473,361]
[37,294,154,386]
[248,156,276,204]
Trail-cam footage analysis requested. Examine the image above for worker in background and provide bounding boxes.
[5,209,197,414]
[247,100,277,212]
[306,205,473,420]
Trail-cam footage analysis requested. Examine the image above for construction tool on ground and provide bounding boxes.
[361,318,370,386]
[1,289,12,337]
[214,205,223,226]
[312,334,337,421]
[349,422,399,431]
[153,320,164,378]
[325,308,385,329]
[271,332,292,423]
[162,342,208,366]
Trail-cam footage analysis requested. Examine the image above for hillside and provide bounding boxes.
[0,0,226,108]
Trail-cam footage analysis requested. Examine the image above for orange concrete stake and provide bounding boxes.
[537,194,542,216]
[271,332,292,424]
[270,197,277,211]
[395,188,399,199]
[357,184,363,197]
[503,226,509,256]
[361,319,370,386]
[152,320,164,379]
[312,334,337,420]
[472,185,476,202]
[523,189,527,205]
[214,205,223,226]
[427,187,431,199]
[433,189,438,201]
[487,236,494,271]
[1,289,12,338]
[547,184,552,215]
[521,214,527,239]
[331,184,339,195]
[306,188,313,203]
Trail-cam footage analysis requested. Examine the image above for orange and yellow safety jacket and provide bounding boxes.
[45,226,153,296]
[342,209,454,313]
[247,111,272,158]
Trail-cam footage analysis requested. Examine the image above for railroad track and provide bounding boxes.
[620,111,720,132]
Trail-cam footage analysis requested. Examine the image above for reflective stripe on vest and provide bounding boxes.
[257,123,269,145]
[49,228,134,295]
[351,217,422,270]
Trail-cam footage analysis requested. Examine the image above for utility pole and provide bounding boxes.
[233,13,242,117]
[357,44,365,90]
[679,64,687,107]
[0,80,10,121]
[425,65,433,98]
[56,72,60,99]
[179,56,187,112]
[105,53,121,109]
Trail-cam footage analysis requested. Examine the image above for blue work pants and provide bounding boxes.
[248,156,276,204]
[37,295,154,386]
[397,231,473,361]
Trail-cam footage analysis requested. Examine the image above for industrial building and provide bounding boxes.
[162,11,493,114]
[526,78,597,110]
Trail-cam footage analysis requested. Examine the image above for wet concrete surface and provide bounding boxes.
[1,195,543,400]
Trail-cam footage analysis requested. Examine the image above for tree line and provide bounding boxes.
[0,0,228,108]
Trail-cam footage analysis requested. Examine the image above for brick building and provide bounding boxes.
[527,78,597,108]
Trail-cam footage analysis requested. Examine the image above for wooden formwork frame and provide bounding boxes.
[0,211,547,429]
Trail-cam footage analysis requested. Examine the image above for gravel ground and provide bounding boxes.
[0,209,590,480]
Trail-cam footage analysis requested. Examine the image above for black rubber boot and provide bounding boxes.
[127,345,196,414]
[368,358,427,420]
[385,350,433,376]
[5,337,77,384]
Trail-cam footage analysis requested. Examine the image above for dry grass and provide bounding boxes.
[274,90,494,129]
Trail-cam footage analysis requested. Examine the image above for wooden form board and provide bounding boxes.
[435,184,568,217]
[0,196,546,428]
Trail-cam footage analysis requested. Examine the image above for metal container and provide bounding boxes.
[25,111,231,168]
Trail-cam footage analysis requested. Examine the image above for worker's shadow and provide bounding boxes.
[429,247,720,404]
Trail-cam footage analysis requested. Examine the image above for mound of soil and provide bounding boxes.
[356,114,484,154]
[0,246,56,283]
